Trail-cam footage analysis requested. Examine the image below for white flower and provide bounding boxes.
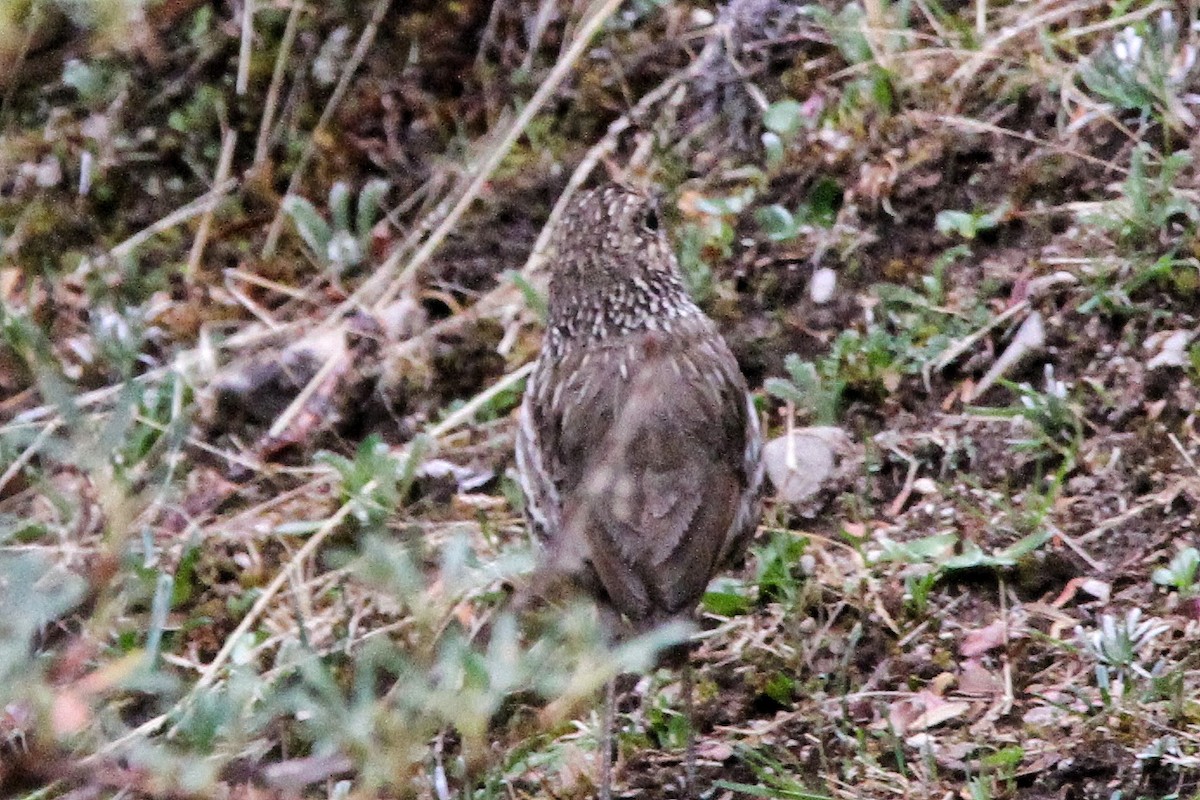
[1113,26,1144,68]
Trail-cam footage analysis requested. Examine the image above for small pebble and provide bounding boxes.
[810,267,837,304]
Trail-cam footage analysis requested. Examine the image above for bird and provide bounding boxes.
[515,183,764,799]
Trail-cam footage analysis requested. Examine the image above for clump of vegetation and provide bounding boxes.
[283,180,389,275]
[4,0,1200,797]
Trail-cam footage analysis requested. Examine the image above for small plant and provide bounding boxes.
[754,178,842,240]
[702,576,753,617]
[752,529,809,606]
[935,200,1011,240]
[508,270,548,323]
[1076,253,1184,315]
[969,367,1083,470]
[1077,608,1171,682]
[1152,546,1200,598]
[1080,13,1200,132]
[764,352,845,425]
[804,2,899,118]
[1084,143,1197,248]
[62,57,128,107]
[1136,734,1200,768]
[763,264,982,421]
[644,686,690,750]
[875,527,1053,575]
[0,550,87,704]
[283,179,389,274]
[316,434,426,527]
[760,97,819,168]
[964,775,995,800]
[715,744,831,800]
[903,568,940,617]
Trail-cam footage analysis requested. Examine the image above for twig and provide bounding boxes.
[0,420,60,495]
[1050,524,1104,572]
[254,0,305,165]
[186,1,254,279]
[370,0,629,309]
[133,414,263,474]
[521,0,560,73]
[920,112,1129,175]
[929,300,1028,375]
[887,453,919,517]
[236,0,255,95]
[426,362,535,440]
[1168,433,1200,478]
[262,0,394,256]
[967,310,1044,402]
[85,350,553,757]
[225,268,314,301]
[7,316,286,428]
[110,179,238,262]
[1077,481,1186,543]
[325,13,709,348]
[1054,1,1171,39]
[949,0,1105,86]
[997,577,1014,715]
[185,127,238,280]
[225,271,282,329]
[265,342,346,438]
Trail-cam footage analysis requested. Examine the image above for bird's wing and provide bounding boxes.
[548,328,754,625]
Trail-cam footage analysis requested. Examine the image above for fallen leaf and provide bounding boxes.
[970,311,1044,400]
[958,659,1003,696]
[961,619,1008,657]
[888,689,969,734]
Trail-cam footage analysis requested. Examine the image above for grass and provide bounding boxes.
[2,0,1200,798]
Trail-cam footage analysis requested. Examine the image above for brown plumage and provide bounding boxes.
[515,184,763,797]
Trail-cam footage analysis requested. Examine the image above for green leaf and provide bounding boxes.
[356,179,389,239]
[62,59,106,102]
[755,204,798,241]
[992,528,1054,562]
[508,270,548,323]
[943,540,998,570]
[702,590,751,617]
[329,181,352,232]
[935,209,979,239]
[763,377,805,404]
[874,532,958,564]
[763,99,805,140]
[762,131,785,169]
[282,195,333,258]
[695,190,754,215]
[762,672,795,705]
[808,178,842,227]
[0,553,86,690]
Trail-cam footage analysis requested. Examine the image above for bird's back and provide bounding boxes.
[519,313,760,631]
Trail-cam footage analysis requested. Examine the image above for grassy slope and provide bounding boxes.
[1,0,1199,798]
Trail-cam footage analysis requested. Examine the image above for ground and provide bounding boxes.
[1,0,1199,798]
